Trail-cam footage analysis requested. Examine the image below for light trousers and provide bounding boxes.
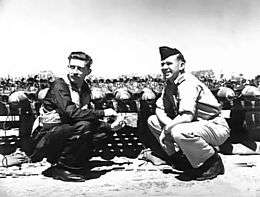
[148,115,230,168]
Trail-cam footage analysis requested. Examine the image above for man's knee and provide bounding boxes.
[73,121,112,143]
[73,121,92,130]
[71,121,94,137]
[170,124,193,143]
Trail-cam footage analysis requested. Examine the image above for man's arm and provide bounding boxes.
[51,78,107,122]
[155,88,175,126]
[155,107,173,126]
[157,79,199,133]
[164,78,201,133]
[163,113,193,133]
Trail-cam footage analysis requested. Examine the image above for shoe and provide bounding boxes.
[42,166,56,177]
[51,166,85,182]
[57,156,85,170]
[168,152,193,171]
[181,152,224,181]
[138,148,167,166]
[195,153,224,181]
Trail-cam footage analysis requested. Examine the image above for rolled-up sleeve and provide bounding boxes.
[178,81,202,116]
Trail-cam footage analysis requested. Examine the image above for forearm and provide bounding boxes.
[63,104,105,121]
[164,113,193,134]
[52,80,105,122]
[155,108,173,126]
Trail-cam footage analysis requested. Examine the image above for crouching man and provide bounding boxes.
[30,51,124,182]
[147,46,230,181]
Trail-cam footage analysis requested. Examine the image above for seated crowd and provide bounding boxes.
[1,71,260,104]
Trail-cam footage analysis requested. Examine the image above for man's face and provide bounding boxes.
[68,59,91,83]
[161,55,184,83]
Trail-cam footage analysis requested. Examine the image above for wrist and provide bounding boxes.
[163,126,171,134]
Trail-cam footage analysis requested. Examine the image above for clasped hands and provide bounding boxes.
[104,108,126,131]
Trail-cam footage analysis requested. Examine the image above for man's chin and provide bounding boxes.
[69,76,78,82]
[164,76,175,83]
[164,75,172,80]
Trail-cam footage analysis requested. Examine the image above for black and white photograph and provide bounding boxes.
[0,0,260,196]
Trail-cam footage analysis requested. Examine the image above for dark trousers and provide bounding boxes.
[30,120,113,168]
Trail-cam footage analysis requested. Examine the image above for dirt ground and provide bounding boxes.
[0,153,259,197]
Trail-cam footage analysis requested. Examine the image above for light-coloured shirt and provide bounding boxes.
[157,73,221,120]
[64,76,81,107]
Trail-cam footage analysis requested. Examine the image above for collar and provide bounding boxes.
[65,75,80,92]
[174,72,186,85]
[64,75,71,86]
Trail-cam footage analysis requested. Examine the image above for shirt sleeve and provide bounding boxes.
[49,78,105,123]
[178,80,202,116]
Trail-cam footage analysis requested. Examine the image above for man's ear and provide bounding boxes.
[86,68,92,75]
[179,61,185,71]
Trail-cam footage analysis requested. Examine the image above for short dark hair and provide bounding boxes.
[176,53,186,63]
[68,51,93,66]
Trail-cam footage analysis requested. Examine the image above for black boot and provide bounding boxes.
[183,152,224,181]
[56,133,94,170]
[50,165,85,182]
[42,165,56,177]
[168,151,193,171]
[195,153,224,181]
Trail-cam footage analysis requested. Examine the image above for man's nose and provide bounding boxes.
[71,67,81,74]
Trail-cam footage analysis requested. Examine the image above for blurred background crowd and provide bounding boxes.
[1,70,260,159]
[1,70,260,103]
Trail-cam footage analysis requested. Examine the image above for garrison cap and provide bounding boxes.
[159,46,184,61]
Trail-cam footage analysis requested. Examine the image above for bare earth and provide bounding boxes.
[0,153,259,197]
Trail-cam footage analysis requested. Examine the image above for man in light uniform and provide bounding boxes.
[147,46,230,180]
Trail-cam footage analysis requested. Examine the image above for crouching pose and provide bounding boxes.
[147,46,230,181]
[30,51,124,182]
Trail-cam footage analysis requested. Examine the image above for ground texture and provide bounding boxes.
[0,153,259,197]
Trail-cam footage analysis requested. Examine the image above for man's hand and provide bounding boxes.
[164,124,174,134]
[110,115,126,131]
[104,108,117,117]
[163,114,193,134]
[81,104,88,110]
[159,130,167,149]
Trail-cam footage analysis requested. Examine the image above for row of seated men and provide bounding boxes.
[1,85,260,126]
[1,85,260,151]
[1,83,260,104]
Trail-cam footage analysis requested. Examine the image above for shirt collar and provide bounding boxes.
[65,75,79,92]
[64,74,70,85]
[174,72,185,85]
